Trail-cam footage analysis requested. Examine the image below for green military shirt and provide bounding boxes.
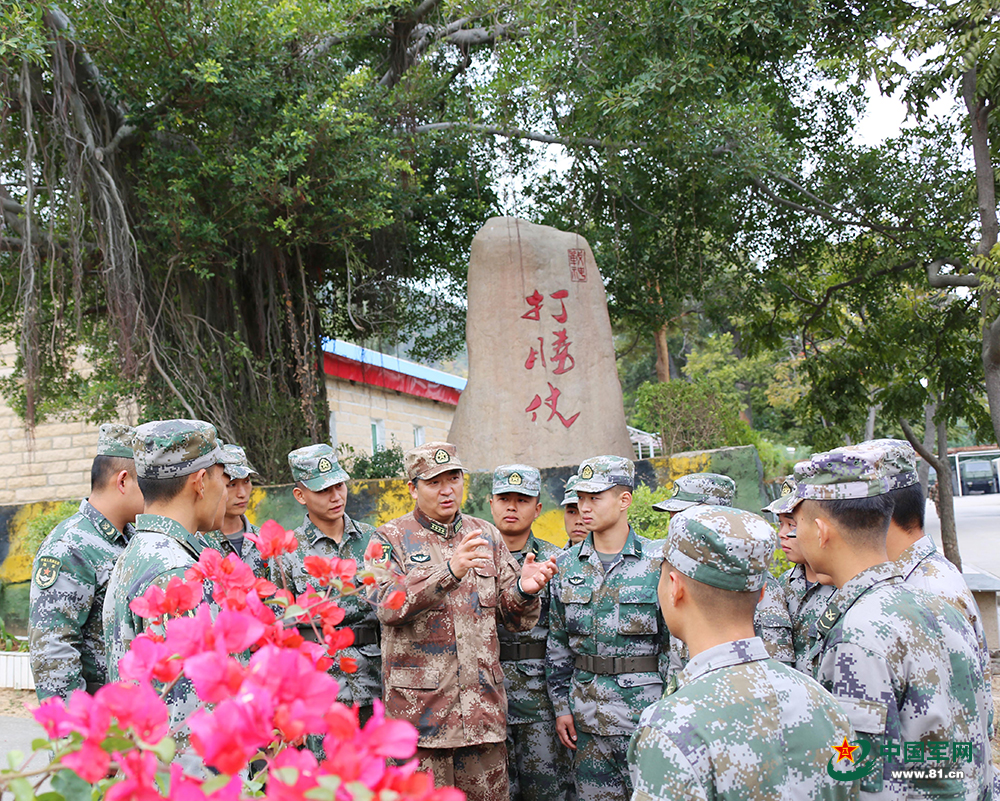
[778,563,835,675]
[546,527,669,735]
[103,514,209,759]
[628,637,858,801]
[272,512,381,707]
[499,532,562,724]
[29,500,132,700]
[199,515,268,579]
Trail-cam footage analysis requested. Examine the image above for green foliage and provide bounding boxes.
[0,3,46,65]
[627,484,672,541]
[770,546,793,579]
[337,442,405,480]
[0,616,28,653]
[23,502,78,555]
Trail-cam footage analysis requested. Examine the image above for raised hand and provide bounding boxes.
[519,553,558,595]
[448,528,491,579]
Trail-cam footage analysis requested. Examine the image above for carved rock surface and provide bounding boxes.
[449,217,633,471]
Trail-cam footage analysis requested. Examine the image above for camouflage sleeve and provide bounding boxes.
[365,531,461,626]
[495,528,541,633]
[627,725,709,801]
[29,553,97,701]
[545,576,573,717]
[755,577,794,665]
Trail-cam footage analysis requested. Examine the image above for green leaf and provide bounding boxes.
[201,773,233,794]
[144,736,175,764]
[10,777,34,801]
[52,769,93,801]
[7,750,24,769]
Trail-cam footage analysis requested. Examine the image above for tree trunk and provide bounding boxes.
[654,324,670,382]
[983,323,1000,447]
[900,415,961,570]
[864,403,878,440]
[917,402,935,497]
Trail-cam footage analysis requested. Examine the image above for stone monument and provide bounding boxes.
[449,217,634,470]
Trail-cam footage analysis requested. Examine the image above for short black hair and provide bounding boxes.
[816,495,894,549]
[663,560,759,619]
[137,474,189,505]
[888,483,925,533]
[91,455,134,492]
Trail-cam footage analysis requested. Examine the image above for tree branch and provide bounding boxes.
[410,121,631,149]
[800,260,917,335]
[925,257,979,287]
[900,417,943,472]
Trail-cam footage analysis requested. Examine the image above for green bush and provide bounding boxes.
[24,501,78,554]
[628,484,673,540]
[337,442,405,479]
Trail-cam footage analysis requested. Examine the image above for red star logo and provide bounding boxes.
[832,737,859,763]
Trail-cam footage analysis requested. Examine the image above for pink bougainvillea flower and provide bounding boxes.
[384,590,406,610]
[168,764,241,801]
[338,656,358,674]
[246,520,299,560]
[104,749,162,801]
[189,694,273,776]
[62,738,111,783]
[303,556,357,586]
[117,634,183,684]
[129,576,202,620]
[264,747,319,801]
[322,703,358,742]
[95,681,169,744]
[34,689,110,742]
[363,701,419,760]
[325,627,354,652]
[164,606,265,661]
[244,646,339,741]
[184,651,246,704]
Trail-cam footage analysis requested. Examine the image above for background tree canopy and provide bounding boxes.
[1,0,997,493]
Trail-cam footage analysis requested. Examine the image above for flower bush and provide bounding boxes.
[0,520,457,801]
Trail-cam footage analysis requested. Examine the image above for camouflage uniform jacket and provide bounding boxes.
[499,531,562,725]
[273,512,381,707]
[199,516,267,579]
[812,561,992,799]
[628,638,858,801]
[755,573,794,665]
[546,527,669,736]
[103,514,210,756]
[366,507,541,749]
[29,500,133,700]
[778,563,835,675]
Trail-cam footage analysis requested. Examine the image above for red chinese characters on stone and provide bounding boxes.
[524,337,546,370]
[521,290,544,321]
[550,329,575,375]
[569,249,587,282]
[550,290,569,323]
[524,383,580,428]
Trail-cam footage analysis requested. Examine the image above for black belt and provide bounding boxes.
[500,642,547,661]
[299,626,380,647]
[574,654,658,675]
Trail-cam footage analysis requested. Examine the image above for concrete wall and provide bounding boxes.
[0,446,765,634]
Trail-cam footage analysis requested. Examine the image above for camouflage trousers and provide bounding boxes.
[573,732,632,801]
[417,742,508,801]
[507,721,575,801]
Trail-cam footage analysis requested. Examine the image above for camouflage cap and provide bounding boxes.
[653,472,736,513]
[133,419,239,479]
[492,464,541,497]
[665,506,775,592]
[784,440,901,511]
[855,438,919,490]
[222,444,260,481]
[574,455,635,493]
[288,443,349,491]
[561,474,581,506]
[762,476,797,515]
[405,441,464,481]
[97,423,135,459]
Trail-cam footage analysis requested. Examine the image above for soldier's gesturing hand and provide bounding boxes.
[519,553,558,595]
[449,528,491,579]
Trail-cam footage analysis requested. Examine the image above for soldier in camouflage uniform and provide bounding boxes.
[271,443,381,730]
[29,424,144,700]
[364,442,557,801]
[199,444,268,579]
[546,456,668,801]
[103,419,237,771]
[765,477,835,675]
[627,506,858,801]
[489,464,574,801]
[875,438,993,707]
[562,475,588,548]
[655,473,794,666]
[789,443,992,798]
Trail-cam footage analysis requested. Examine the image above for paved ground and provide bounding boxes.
[925,492,1000,578]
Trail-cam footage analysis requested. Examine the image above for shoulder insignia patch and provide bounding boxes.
[34,556,62,590]
[411,553,431,563]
